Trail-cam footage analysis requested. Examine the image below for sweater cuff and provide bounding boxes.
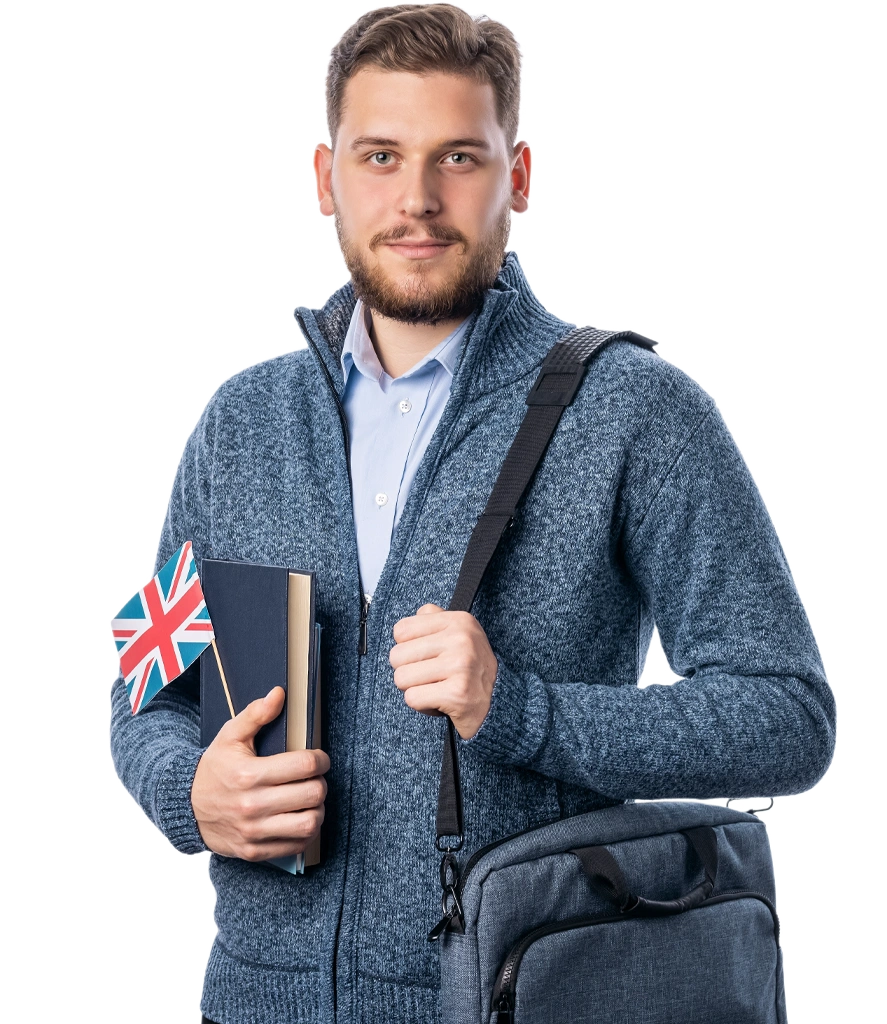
[154,746,209,855]
[457,657,550,767]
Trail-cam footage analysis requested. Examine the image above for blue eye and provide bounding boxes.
[448,153,469,164]
[371,152,392,165]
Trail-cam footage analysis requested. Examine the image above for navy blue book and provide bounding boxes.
[199,558,322,869]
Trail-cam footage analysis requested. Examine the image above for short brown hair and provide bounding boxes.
[326,4,521,147]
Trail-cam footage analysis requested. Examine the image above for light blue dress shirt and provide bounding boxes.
[340,299,472,601]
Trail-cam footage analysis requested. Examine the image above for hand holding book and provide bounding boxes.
[191,686,329,862]
[198,557,324,872]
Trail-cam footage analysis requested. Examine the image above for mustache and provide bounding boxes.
[368,222,469,251]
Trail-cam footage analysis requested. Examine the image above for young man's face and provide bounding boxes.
[315,70,530,324]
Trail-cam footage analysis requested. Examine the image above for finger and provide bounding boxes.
[401,680,450,715]
[236,802,325,860]
[416,603,444,614]
[251,747,331,786]
[389,631,449,670]
[392,655,449,691]
[221,687,285,746]
[235,774,327,823]
[249,776,328,817]
[392,609,452,643]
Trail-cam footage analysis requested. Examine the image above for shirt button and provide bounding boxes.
[399,399,412,414]
[375,492,388,507]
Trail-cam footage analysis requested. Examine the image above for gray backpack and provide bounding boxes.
[430,328,786,1023]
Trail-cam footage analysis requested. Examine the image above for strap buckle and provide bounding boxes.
[435,834,464,853]
[428,851,464,942]
[525,363,585,407]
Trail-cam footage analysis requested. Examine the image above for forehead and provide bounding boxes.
[338,69,503,147]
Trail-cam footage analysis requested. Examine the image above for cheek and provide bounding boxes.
[442,174,510,235]
[334,172,395,237]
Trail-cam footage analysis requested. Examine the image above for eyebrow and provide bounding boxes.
[349,135,491,151]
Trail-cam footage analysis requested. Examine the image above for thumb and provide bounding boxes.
[222,686,285,747]
[417,603,444,615]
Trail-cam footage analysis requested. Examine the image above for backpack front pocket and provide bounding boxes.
[491,892,784,1024]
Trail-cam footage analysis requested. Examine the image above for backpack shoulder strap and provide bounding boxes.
[430,327,657,935]
[448,328,655,616]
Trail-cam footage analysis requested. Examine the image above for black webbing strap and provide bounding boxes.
[435,327,657,849]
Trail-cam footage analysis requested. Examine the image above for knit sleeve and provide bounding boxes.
[458,402,836,799]
[109,396,219,854]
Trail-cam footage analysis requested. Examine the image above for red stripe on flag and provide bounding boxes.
[167,542,190,603]
[119,577,204,679]
[184,621,213,631]
[113,629,137,638]
[132,658,154,715]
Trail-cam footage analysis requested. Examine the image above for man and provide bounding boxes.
[110,5,836,1023]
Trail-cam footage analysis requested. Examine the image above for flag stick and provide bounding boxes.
[211,638,236,719]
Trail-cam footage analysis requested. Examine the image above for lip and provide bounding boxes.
[383,240,456,260]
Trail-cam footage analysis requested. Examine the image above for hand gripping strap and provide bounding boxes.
[435,328,657,848]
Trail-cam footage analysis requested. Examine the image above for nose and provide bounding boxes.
[398,160,441,219]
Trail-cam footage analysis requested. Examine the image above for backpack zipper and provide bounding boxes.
[490,889,780,1019]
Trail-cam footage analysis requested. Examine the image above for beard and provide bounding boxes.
[334,202,510,326]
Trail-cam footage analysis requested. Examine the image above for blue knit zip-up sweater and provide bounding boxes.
[110,253,835,1024]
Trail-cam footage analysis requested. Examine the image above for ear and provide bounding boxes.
[314,144,335,217]
[510,142,531,214]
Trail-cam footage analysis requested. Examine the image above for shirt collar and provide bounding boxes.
[339,299,472,385]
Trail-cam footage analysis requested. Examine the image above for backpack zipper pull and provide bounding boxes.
[495,993,514,1023]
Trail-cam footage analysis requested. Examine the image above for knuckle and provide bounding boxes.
[455,649,475,672]
[233,765,257,790]
[305,779,326,806]
[296,809,321,838]
[241,842,263,862]
[237,793,260,819]
[240,820,261,843]
[456,631,474,653]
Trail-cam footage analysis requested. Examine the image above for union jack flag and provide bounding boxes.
[112,541,214,714]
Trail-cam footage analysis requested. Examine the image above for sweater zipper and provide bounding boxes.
[296,310,370,1023]
[295,311,369,656]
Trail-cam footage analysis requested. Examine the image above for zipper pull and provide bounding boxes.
[495,994,514,1024]
[358,593,370,656]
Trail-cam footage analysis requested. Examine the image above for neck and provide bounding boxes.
[366,306,467,379]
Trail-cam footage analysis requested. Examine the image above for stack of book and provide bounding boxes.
[200,558,322,872]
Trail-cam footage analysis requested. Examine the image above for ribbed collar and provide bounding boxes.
[295,252,575,401]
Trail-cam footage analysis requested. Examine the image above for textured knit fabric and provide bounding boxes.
[339,298,471,597]
[109,252,835,1024]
